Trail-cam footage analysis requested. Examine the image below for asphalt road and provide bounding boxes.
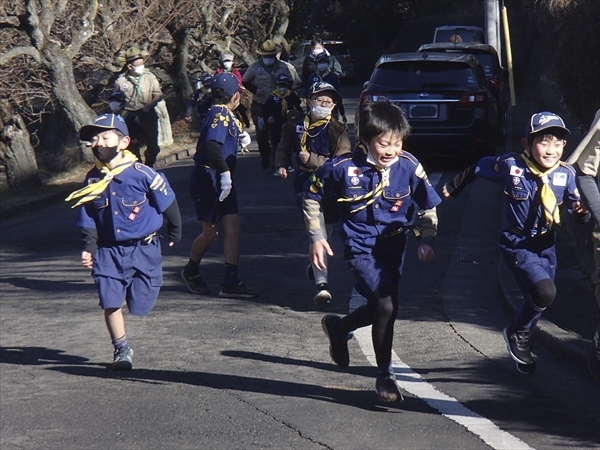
[1,85,599,449]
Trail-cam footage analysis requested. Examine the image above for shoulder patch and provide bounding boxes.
[134,162,158,180]
[414,163,426,179]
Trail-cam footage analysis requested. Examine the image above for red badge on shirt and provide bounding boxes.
[128,206,140,221]
[390,200,402,212]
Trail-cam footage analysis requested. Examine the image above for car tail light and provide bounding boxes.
[359,90,388,106]
[458,91,488,106]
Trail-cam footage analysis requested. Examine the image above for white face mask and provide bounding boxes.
[317,63,328,71]
[312,48,324,56]
[277,87,288,95]
[223,61,233,70]
[262,57,275,66]
[133,64,144,75]
[310,105,333,120]
[109,102,122,112]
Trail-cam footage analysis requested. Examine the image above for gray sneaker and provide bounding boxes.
[112,346,133,371]
[503,327,533,365]
[181,269,209,294]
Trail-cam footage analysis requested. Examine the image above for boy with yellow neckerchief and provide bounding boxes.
[182,73,258,299]
[274,81,351,304]
[67,113,182,370]
[443,111,589,375]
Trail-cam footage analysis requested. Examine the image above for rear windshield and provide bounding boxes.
[372,61,480,90]
[425,50,497,78]
[325,43,350,56]
[434,29,484,44]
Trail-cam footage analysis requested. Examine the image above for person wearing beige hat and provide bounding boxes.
[113,46,164,167]
[242,39,297,170]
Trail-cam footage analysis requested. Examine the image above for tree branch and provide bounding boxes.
[0,46,42,65]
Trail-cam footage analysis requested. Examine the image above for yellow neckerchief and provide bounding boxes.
[211,104,243,132]
[271,88,289,116]
[337,144,391,213]
[522,148,561,226]
[300,114,330,154]
[65,150,138,208]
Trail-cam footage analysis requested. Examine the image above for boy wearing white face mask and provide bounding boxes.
[113,46,164,168]
[304,53,346,124]
[274,81,351,304]
[301,37,344,83]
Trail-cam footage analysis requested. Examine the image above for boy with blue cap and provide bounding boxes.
[443,111,589,374]
[182,73,258,298]
[67,113,182,370]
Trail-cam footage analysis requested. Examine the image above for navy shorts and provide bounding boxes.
[499,230,556,292]
[92,237,162,316]
[190,166,238,223]
[345,233,407,299]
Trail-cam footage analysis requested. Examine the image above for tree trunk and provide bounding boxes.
[0,100,41,188]
[168,27,193,114]
[42,44,96,162]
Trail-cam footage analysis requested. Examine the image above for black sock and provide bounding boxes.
[185,259,200,276]
[224,263,239,286]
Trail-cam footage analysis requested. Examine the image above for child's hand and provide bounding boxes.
[277,167,288,179]
[442,183,453,199]
[81,251,93,269]
[417,244,435,263]
[310,239,333,271]
[573,201,589,214]
[299,151,310,164]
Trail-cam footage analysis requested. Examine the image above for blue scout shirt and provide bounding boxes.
[474,152,581,236]
[77,163,175,242]
[193,104,242,171]
[305,147,442,252]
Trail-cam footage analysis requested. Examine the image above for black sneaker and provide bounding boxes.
[376,373,403,403]
[588,325,600,379]
[306,264,315,281]
[503,327,533,365]
[516,360,536,375]
[321,315,352,368]
[181,269,209,295]
[219,280,258,299]
[314,283,332,305]
[112,346,133,371]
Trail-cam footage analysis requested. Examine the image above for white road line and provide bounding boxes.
[350,289,533,450]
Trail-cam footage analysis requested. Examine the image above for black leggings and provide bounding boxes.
[339,293,398,372]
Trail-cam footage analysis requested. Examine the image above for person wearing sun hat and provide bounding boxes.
[67,112,181,371]
[443,111,590,375]
[113,45,165,167]
[242,39,297,170]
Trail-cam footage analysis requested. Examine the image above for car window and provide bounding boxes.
[434,29,484,44]
[325,43,349,56]
[372,61,481,90]
[293,45,305,58]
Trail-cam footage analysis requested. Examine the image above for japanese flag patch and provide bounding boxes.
[510,166,524,177]
[348,166,361,177]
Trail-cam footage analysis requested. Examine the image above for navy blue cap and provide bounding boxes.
[308,81,340,103]
[79,113,129,141]
[211,72,240,96]
[201,73,213,86]
[526,111,570,138]
[275,73,290,85]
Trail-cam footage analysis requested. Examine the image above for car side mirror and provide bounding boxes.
[363,81,369,89]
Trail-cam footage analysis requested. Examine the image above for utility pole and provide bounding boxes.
[485,0,501,55]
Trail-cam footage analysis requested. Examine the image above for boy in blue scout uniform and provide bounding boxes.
[443,111,590,375]
[304,100,441,402]
[67,113,182,370]
[275,81,352,304]
[182,73,258,299]
[261,73,302,174]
